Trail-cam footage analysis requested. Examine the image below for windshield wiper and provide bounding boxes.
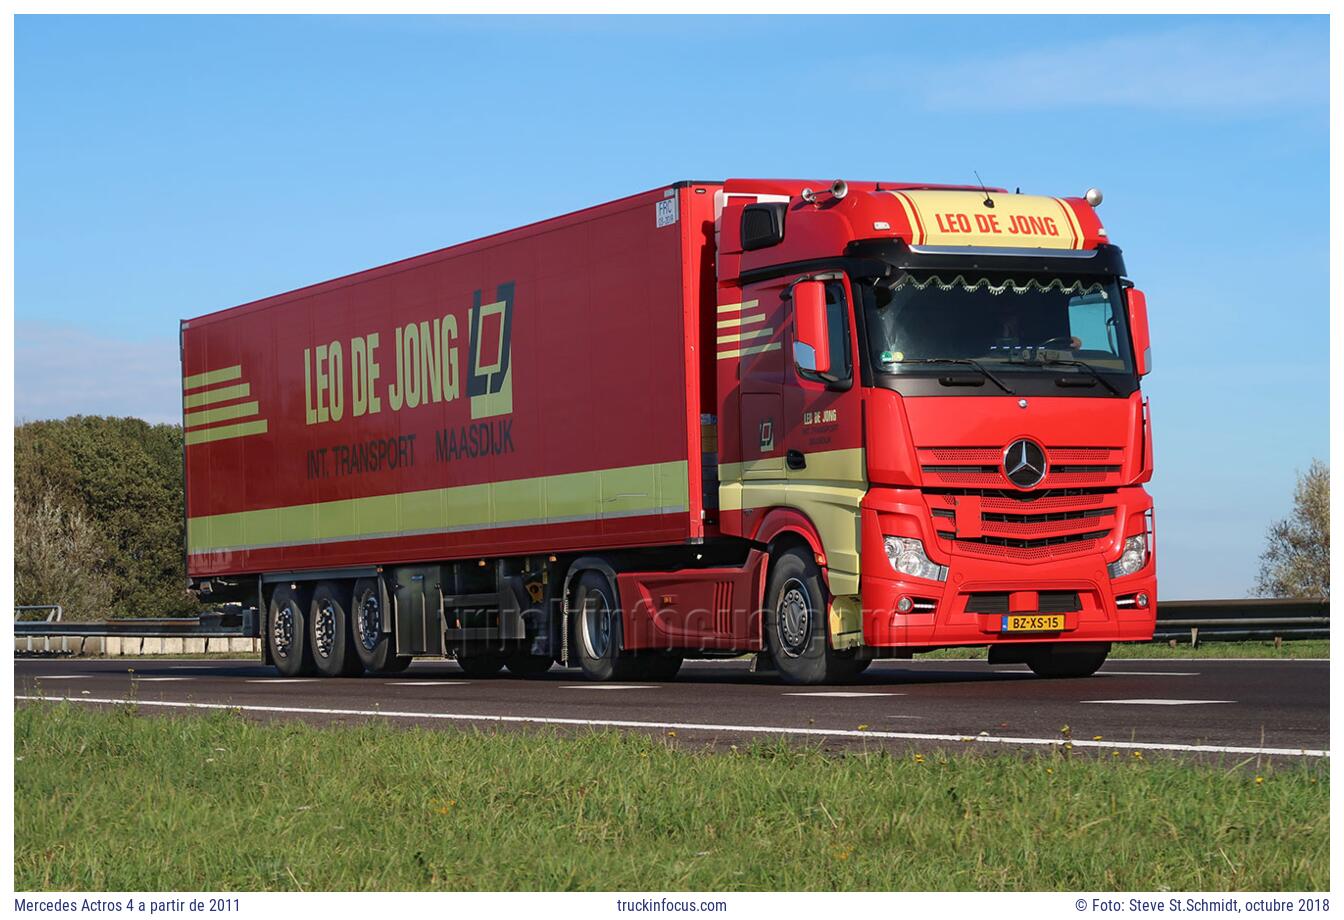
[902,358,1015,395]
[1029,357,1122,396]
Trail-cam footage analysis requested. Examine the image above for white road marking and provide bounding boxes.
[130,677,193,682]
[245,678,319,684]
[385,681,471,687]
[560,685,655,690]
[14,694,1325,758]
[784,691,905,697]
[1081,699,1235,706]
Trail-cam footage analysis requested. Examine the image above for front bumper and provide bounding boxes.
[858,488,1156,649]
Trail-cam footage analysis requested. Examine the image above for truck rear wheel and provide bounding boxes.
[1027,644,1110,679]
[268,584,315,677]
[309,582,363,677]
[350,578,409,675]
[572,570,634,681]
[764,547,861,685]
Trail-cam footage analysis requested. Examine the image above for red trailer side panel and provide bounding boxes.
[183,184,719,578]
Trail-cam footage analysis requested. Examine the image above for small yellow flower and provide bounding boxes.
[857,724,869,731]
[1045,767,1053,775]
[1132,750,1144,760]
[1255,776,1264,785]
[914,753,925,764]
[666,730,677,737]
[1093,735,1104,741]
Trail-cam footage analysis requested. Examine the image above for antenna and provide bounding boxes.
[974,170,995,208]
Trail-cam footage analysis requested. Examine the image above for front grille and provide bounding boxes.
[1040,591,1082,613]
[966,592,1009,614]
[954,528,1111,550]
[918,445,1123,489]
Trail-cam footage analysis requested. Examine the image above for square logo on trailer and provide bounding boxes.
[469,282,514,420]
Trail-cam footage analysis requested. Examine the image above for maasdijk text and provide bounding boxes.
[305,420,515,480]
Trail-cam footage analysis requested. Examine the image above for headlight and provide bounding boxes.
[1107,534,1148,579]
[883,537,948,581]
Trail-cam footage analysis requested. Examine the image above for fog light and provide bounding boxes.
[897,596,914,613]
[1136,592,1149,609]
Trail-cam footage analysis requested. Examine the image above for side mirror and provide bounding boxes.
[792,280,830,375]
[1126,288,1151,376]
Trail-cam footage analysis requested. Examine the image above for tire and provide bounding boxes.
[1027,644,1110,679]
[309,581,363,677]
[350,578,407,674]
[571,570,633,682]
[456,654,505,677]
[505,651,554,678]
[268,584,315,677]
[763,546,862,685]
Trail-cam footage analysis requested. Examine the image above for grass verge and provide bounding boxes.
[918,640,1328,661]
[15,702,1328,891]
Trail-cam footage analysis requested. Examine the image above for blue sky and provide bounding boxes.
[15,14,1330,599]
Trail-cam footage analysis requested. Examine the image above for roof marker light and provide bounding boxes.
[1085,187,1104,207]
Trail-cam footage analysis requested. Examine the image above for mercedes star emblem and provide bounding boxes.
[1003,439,1047,489]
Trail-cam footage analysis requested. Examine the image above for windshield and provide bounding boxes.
[862,271,1135,378]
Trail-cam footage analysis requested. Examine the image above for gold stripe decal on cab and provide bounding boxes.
[182,364,268,445]
[716,301,778,361]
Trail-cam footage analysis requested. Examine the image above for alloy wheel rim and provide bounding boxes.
[272,603,295,660]
[358,593,381,652]
[581,594,612,659]
[314,600,336,659]
[777,579,811,657]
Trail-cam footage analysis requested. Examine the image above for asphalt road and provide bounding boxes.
[14,655,1329,758]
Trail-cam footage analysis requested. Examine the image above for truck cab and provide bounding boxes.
[713,179,1155,681]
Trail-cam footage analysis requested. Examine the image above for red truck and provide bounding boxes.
[182,178,1155,684]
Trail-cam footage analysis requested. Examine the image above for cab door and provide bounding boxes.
[779,273,867,598]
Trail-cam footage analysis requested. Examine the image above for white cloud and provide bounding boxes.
[15,321,181,424]
[902,22,1326,112]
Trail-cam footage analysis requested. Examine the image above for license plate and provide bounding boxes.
[1000,614,1065,633]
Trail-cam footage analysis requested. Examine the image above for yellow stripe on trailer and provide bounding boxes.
[187,459,691,554]
[183,365,242,391]
[184,382,251,409]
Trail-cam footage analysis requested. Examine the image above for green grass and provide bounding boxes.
[15,702,1328,892]
[919,640,1329,661]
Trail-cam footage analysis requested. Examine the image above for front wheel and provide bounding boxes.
[764,547,862,685]
[1027,644,1110,678]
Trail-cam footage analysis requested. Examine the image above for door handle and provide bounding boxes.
[786,449,807,470]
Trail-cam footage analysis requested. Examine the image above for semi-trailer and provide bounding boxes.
[182,178,1156,684]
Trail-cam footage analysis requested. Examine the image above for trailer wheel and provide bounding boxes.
[350,578,407,674]
[309,582,362,677]
[763,546,861,685]
[268,584,315,677]
[1027,644,1110,679]
[571,570,633,681]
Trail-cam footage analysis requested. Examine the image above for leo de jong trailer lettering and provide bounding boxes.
[182,178,1156,684]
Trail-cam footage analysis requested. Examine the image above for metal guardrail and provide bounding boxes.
[1153,598,1328,644]
[13,608,258,639]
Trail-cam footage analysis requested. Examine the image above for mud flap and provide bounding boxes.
[828,594,864,650]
